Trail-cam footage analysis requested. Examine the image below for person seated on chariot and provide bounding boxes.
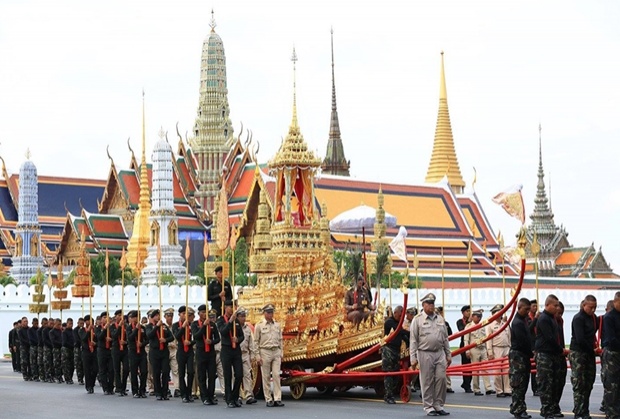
[344,275,375,325]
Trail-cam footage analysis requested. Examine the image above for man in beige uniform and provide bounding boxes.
[410,293,451,416]
[164,308,180,397]
[238,307,258,404]
[485,304,511,397]
[464,309,494,396]
[255,304,284,407]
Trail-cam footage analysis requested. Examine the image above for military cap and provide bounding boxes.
[215,265,223,273]
[100,311,109,318]
[436,306,444,312]
[472,309,483,317]
[461,305,471,313]
[208,309,217,318]
[224,300,234,307]
[178,305,187,314]
[490,304,504,314]
[236,306,247,315]
[262,303,275,313]
[127,310,138,318]
[420,293,436,304]
[186,307,195,315]
[149,309,160,318]
[406,307,417,315]
[197,304,207,312]
[164,308,175,316]
[84,314,91,321]
[114,309,122,316]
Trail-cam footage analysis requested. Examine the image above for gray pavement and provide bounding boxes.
[0,360,608,419]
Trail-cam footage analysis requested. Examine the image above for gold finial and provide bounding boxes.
[141,90,146,165]
[439,51,447,100]
[466,240,473,262]
[531,232,540,257]
[472,167,477,190]
[290,47,299,129]
[209,8,216,32]
[25,148,31,160]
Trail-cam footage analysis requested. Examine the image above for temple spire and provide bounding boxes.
[425,52,465,194]
[126,91,151,275]
[290,47,299,130]
[321,28,350,176]
[530,124,556,232]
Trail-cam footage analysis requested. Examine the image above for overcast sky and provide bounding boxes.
[1,0,619,273]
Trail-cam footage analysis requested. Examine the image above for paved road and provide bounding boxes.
[0,360,607,419]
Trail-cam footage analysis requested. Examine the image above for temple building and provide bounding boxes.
[524,127,618,279]
[190,11,235,215]
[9,152,45,284]
[140,130,186,284]
[321,29,350,177]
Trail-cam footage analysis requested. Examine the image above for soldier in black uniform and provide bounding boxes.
[29,317,41,381]
[61,317,75,384]
[527,299,539,396]
[192,306,221,405]
[146,309,174,400]
[173,306,196,403]
[207,266,233,317]
[126,310,148,398]
[110,309,129,396]
[509,298,533,419]
[73,318,84,385]
[78,314,99,394]
[217,300,245,408]
[601,291,620,419]
[96,311,115,394]
[43,318,54,382]
[9,321,20,372]
[50,318,64,383]
[456,305,473,393]
[18,317,31,380]
[382,305,408,404]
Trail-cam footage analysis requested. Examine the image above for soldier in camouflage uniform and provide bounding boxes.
[62,318,75,384]
[381,306,408,404]
[509,298,532,419]
[18,317,31,380]
[74,318,84,385]
[37,318,46,381]
[42,318,54,382]
[602,291,620,419]
[569,295,598,419]
[50,318,64,383]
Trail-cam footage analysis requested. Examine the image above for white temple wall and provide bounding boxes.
[1,284,616,355]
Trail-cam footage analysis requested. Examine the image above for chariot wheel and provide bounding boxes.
[315,385,335,396]
[289,364,307,400]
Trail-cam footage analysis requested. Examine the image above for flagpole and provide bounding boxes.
[388,270,392,310]
[185,239,190,349]
[498,232,506,306]
[203,232,209,308]
[136,252,142,349]
[120,248,127,351]
[441,247,445,308]
[413,250,419,311]
[467,240,473,311]
[532,232,540,307]
[105,248,110,347]
[157,243,163,339]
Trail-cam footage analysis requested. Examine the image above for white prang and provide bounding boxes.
[10,156,44,284]
[141,136,186,284]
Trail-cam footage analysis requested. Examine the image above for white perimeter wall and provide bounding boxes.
[1,284,617,353]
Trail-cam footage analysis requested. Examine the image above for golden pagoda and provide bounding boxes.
[126,93,150,274]
[425,52,465,194]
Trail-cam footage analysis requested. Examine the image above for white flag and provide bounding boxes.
[389,226,408,263]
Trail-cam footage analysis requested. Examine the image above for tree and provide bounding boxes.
[0,276,17,286]
[225,238,249,286]
[90,253,134,286]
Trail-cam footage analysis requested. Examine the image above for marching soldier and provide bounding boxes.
[527,299,539,396]
[192,305,221,405]
[207,265,233,317]
[602,291,620,419]
[9,321,20,373]
[255,304,284,407]
[43,317,55,382]
[126,310,148,398]
[30,317,42,381]
[569,295,599,419]
[600,299,614,415]
[238,307,258,404]
[50,318,64,383]
[456,305,473,393]
[110,309,129,396]
[61,317,75,384]
[73,318,84,385]
[173,306,196,403]
[163,308,180,398]
[409,293,451,417]
[382,305,408,404]
[535,294,569,419]
[96,311,115,394]
[79,314,98,394]
[40,318,51,382]
[464,309,494,396]
[18,317,31,381]
[486,304,511,397]
[509,298,533,419]
[217,300,245,408]
[146,309,174,401]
